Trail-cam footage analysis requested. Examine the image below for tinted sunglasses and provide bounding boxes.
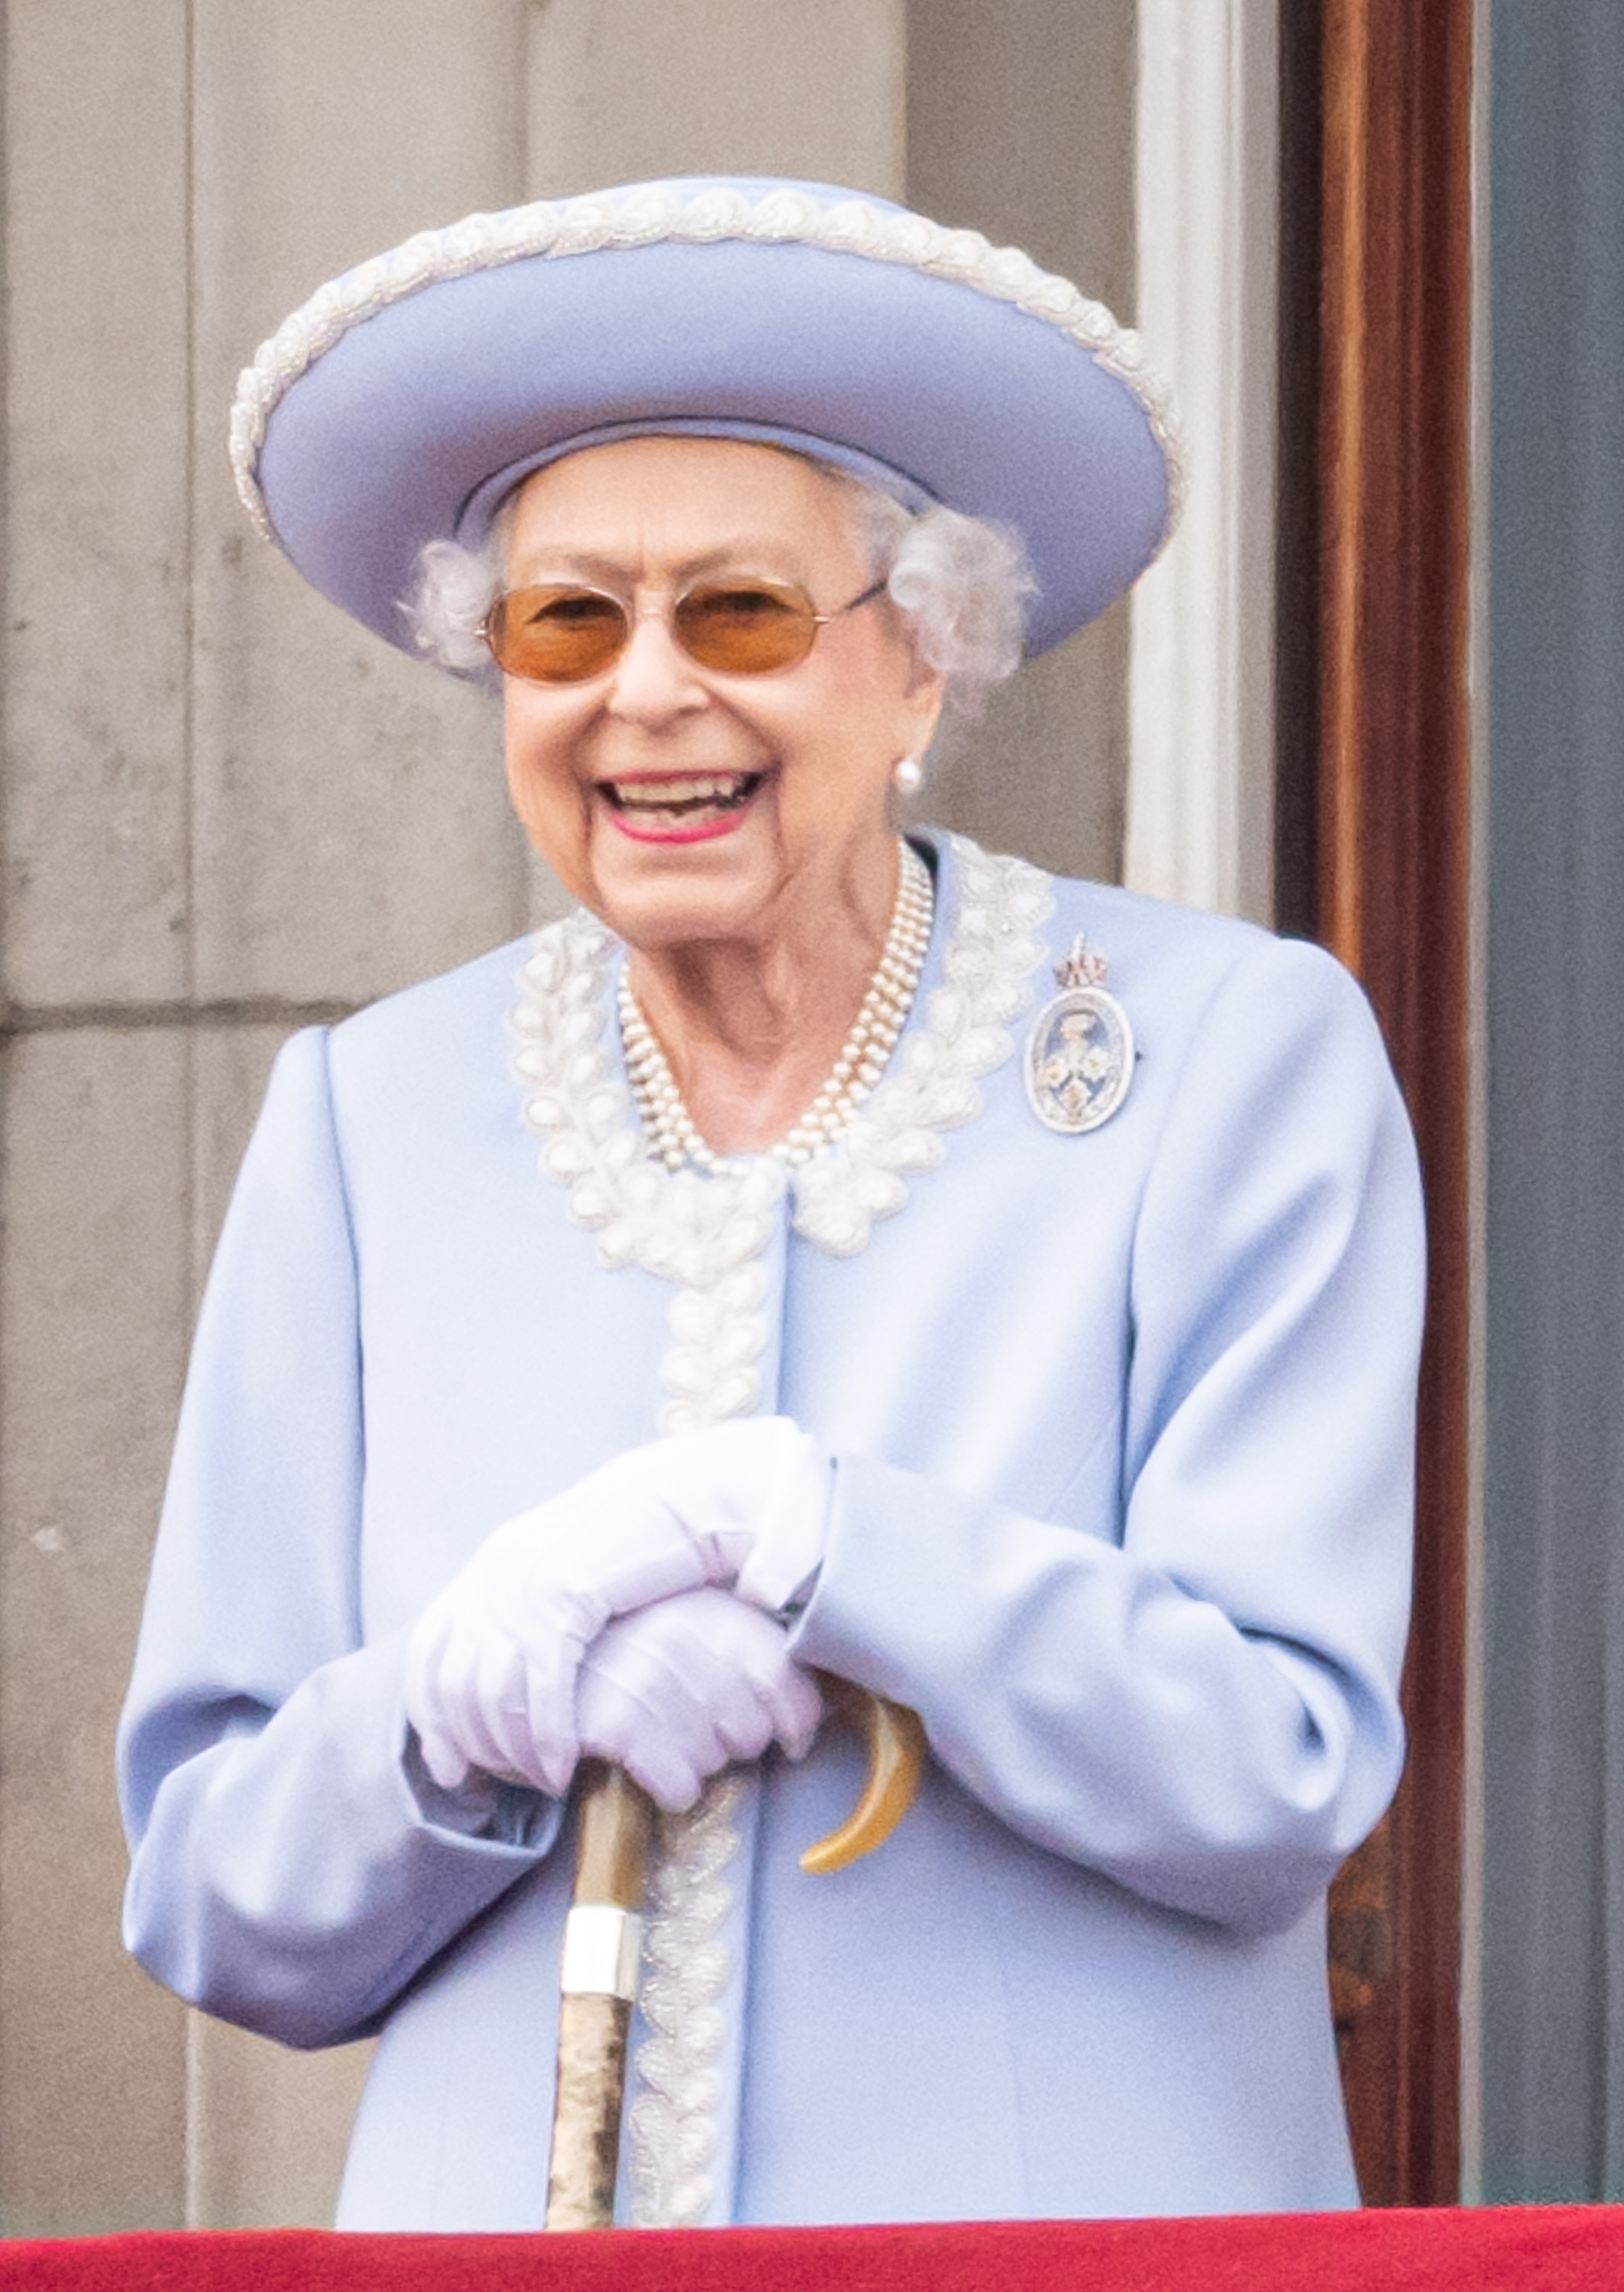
[482,575,889,685]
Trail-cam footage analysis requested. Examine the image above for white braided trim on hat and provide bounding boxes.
[228,182,1186,549]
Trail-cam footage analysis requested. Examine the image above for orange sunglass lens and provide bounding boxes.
[674,584,818,673]
[486,582,819,681]
[488,588,628,681]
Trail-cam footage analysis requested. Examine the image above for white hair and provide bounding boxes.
[401,458,1035,717]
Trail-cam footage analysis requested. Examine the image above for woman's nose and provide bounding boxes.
[603,608,707,724]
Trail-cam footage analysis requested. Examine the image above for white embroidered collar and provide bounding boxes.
[510,834,1054,1435]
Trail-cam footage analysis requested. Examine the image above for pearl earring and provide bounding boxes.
[892,756,924,796]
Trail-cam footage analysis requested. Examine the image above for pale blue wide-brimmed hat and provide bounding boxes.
[231,176,1184,660]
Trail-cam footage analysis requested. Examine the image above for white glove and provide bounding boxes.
[403,1417,830,1795]
[575,1586,824,1811]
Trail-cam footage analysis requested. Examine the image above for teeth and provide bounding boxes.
[607,774,752,807]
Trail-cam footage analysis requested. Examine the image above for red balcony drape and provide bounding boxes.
[2,2207,1622,2292]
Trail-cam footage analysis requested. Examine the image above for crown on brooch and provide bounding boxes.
[1053,934,1109,990]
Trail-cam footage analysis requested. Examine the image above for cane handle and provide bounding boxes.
[800,1677,926,1875]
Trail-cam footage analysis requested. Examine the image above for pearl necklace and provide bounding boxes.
[619,840,935,1173]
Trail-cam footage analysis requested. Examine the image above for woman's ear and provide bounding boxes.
[900,658,946,757]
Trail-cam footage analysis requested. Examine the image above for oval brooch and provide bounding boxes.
[1024,934,1134,1135]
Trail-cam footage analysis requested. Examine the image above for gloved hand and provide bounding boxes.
[403,1417,830,1795]
[575,1586,824,1811]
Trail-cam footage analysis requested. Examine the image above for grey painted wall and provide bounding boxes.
[1482,3,1624,2203]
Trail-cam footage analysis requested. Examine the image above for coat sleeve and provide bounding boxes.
[116,1026,561,2050]
[791,934,1424,1937]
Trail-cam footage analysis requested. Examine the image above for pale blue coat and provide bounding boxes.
[118,836,1424,2231]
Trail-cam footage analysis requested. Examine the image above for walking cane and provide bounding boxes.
[545,1759,656,2230]
[544,1682,927,2229]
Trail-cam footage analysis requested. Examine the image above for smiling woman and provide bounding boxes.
[492,439,944,1154]
[118,176,1425,2235]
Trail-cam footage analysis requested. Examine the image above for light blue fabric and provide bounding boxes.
[117,837,1424,2229]
[254,176,1172,657]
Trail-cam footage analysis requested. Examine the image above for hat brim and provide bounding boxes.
[249,182,1179,659]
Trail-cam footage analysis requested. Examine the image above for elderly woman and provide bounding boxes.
[118,176,1424,2233]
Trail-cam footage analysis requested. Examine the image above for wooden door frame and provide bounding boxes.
[1276,0,1475,2207]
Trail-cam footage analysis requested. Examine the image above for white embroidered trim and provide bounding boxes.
[625,1772,746,2229]
[510,838,1056,1429]
[508,837,1053,2224]
[511,911,785,1437]
[229,184,1185,548]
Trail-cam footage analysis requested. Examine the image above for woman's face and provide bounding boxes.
[500,438,943,953]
